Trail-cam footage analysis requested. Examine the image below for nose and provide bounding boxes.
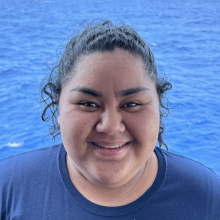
[96,108,125,135]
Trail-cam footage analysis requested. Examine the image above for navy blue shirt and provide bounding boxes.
[0,144,220,219]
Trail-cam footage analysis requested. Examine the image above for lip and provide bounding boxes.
[93,142,127,149]
[92,141,128,147]
[91,141,130,156]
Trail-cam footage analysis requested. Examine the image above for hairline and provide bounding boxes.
[60,47,156,88]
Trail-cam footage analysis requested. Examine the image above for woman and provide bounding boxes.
[0,20,220,219]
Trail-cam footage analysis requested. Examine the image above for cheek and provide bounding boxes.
[59,112,98,144]
[59,114,97,163]
[124,108,160,144]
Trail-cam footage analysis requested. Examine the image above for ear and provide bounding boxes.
[57,116,60,125]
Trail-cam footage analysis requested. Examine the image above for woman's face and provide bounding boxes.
[58,48,160,188]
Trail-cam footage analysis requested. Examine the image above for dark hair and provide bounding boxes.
[41,20,172,149]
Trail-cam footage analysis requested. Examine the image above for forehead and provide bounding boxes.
[76,49,145,74]
[67,48,154,93]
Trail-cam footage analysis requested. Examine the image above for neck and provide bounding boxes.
[66,152,158,206]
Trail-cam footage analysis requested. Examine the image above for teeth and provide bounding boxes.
[93,142,127,149]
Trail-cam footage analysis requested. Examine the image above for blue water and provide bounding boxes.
[0,0,220,175]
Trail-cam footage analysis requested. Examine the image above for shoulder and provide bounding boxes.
[155,147,220,216]
[0,144,64,218]
[0,144,63,195]
[0,144,61,164]
[0,144,62,181]
[158,148,220,181]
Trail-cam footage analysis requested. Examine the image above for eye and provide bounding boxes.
[78,101,100,108]
[122,102,142,108]
[121,101,143,112]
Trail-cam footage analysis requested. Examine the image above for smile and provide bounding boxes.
[92,142,128,149]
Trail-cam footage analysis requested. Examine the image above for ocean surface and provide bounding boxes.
[0,0,220,175]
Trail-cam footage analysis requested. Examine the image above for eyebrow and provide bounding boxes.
[120,87,149,97]
[71,87,102,97]
[71,86,149,98]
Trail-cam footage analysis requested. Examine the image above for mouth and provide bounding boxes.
[92,142,129,149]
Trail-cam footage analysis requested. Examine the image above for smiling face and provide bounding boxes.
[58,48,160,188]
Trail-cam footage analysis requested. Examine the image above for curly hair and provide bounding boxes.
[41,20,172,149]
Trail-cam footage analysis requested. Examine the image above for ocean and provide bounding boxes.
[0,0,220,175]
